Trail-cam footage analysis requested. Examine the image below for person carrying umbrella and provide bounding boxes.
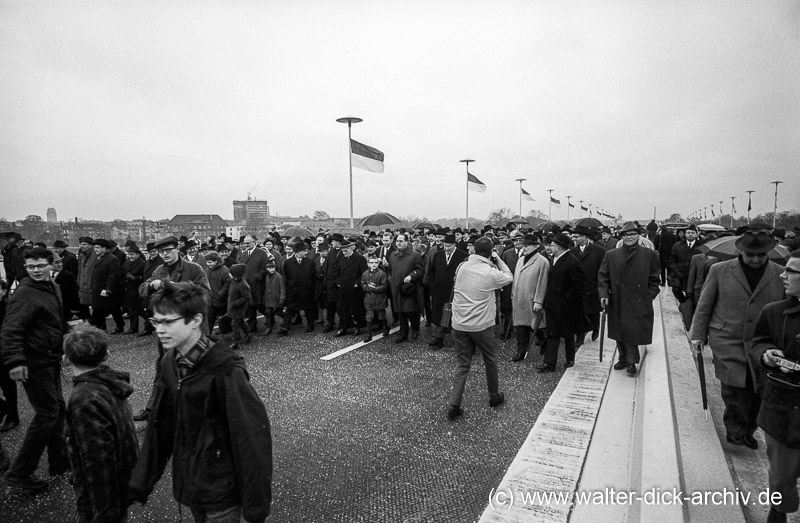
[689,229,785,449]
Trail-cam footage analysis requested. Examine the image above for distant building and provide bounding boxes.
[46,207,57,223]
[233,199,270,221]
[167,214,228,238]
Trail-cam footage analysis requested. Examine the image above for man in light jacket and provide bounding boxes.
[446,237,513,421]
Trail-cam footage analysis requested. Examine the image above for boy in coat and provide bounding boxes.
[64,324,138,523]
[262,261,285,335]
[361,255,389,342]
[227,264,251,348]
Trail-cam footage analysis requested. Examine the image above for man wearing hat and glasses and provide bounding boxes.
[690,229,784,450]
[598,222,661,376]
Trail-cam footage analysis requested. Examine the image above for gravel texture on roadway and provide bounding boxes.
[1,319,562,522]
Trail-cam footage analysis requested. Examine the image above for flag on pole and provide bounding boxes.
[521,188,534,201]
[711,205,715,217]
[568,201,575,208]
[550,197,561,207]
[581,205,588,211]
[350,139,384,173]
[467,173,486,192]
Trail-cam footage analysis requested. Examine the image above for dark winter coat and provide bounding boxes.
[227,279,251,319]
[313,253,326,302]
[657,229,679,271]
[499,246,521,312]
[67,365,139,523]
[598,244,661,345]
[262,272,285,309]
[92,253,121,309]
[0,278,65,370]
[54,269,80,320]
[283,256,317,310]
[139,258,210,300]
[122,257,146,310]
[544,252,590,338]
[60,249,79,279]
[2,243,22,284]
[755,297,800,448]
[323,249,343,303]
[427,248,468,325]
[78,249,97,306]
[335,252,368,297]
[143,254,164,281]
[207,264,231,309]
[361,268,389,311]
[128,338,272,522]
[669,239,703,290]
[388,245,425,313]
[570,242,606,315]
[239,247,268,306]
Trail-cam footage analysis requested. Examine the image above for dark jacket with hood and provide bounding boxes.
[67,365,139,523]
[128,337,272,523]
[0,277,66,370]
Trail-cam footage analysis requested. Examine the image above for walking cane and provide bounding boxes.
[599,308,606,362]
[694,342,709,421]
[525,311,543,356]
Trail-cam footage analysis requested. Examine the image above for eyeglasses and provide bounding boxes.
[159,247,176,255]
[148,316,185,327]
[25,263,51,270]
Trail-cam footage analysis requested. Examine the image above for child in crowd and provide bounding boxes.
[262,261,285,335]
[204,251,231,333]
[63,324,139,523]
[361,255,389,342]
[227,264,251,348]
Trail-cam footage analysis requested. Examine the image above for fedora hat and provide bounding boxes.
[735,230,777,253]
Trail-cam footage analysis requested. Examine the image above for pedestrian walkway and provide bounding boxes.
[479,292,787,523]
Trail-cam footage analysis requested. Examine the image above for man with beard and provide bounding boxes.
[598,222,661,376]
[281,241,317,334]
[426,234,467,349]
[388,233,425,343]
[690,230,784,449]
[538,233,589,373]
[570,225,606,347]
[334,240,368,336]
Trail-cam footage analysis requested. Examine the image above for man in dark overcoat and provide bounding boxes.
[238,235,268,332]
[426,234,467,348]
[53,239,78,277]
[139,243,164,336]
[322,233,344,332]
[280,241,317,334]
[539,233,589,372]
[669,224,703,303]
[570,225,606,347]
[76,237,96,321]
[655,225,678,286]
[388,233,426,343]
[334,239,368,336]
[598,222,661,375]
[90,239,123,333]
[122,245,146,334]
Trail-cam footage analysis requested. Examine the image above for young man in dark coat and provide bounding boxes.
[426,234,467,348]
[753,250,800,522]
[91,239,124,333]
[1,247,69,491]
[280,241,317,334]
[334,239,368,336]
[323,234,344,332]
[570,225,606,347]
[598,222,661,375]
[538,233,590,372]
[64,324,138,523]
[128,281,272,523]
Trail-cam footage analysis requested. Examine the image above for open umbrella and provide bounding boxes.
[328,226,363,237]
[358,212,401,228]
[413,221,435,230]
[507,215,529,225]
[535,222,560,233]
[281,225,314,238]
[697,223,726,232]
[573,217,604,229]
[699,235,789,266]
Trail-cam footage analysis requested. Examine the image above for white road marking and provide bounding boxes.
[321,327,401,360]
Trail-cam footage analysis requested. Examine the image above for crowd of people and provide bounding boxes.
[0,218,798,521]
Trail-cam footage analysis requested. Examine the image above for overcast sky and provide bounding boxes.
[1,1,797,224]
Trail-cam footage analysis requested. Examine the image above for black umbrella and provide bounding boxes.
[699,236,789,266]
[573,217,603,229]
[358,212,401,228]
[281,225,314,238]
[694,342,709,421]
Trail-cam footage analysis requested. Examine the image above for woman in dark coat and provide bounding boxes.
[387,234,425,342]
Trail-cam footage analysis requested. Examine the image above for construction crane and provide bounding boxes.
[247,182,259,201]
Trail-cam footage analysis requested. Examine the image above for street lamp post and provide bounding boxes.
[336,116,363,229]
[461,159,475,230]
[771,181,783,228]
[515,178,526,218]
